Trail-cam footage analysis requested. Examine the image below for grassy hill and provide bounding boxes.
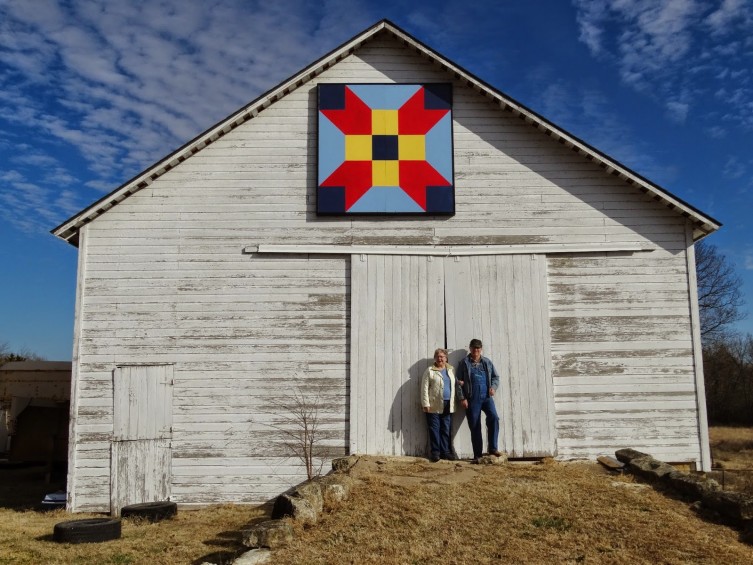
[269,457,753,564]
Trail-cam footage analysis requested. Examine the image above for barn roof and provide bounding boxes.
[52,19,721,246]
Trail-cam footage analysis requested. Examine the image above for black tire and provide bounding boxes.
[53,518,121,544]
[120,500,177,522]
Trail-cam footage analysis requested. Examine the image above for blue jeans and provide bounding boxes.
[466,395,499,458]
[426,400,452,457]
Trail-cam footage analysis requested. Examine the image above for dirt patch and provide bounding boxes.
[347,455,480,487]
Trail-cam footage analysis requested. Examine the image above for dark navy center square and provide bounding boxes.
[372,135,399,160]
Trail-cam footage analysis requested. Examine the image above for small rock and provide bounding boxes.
[476,455,505,465]
[233,548,272,564]
[242,520,293,549]
[317,474,353,504]
[331,455,359,473]
[322,482,347,502]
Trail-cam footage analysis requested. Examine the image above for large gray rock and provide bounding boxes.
[701,490,753,525]
[242,520,293,549]
[317,474,353,503]
[615,448,651,464]
[665,470,721,500]
[271,480,323,523]
[627,456,675,481]
[295,481,324,514]
[271,493,318,524]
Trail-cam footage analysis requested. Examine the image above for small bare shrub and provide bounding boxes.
[263,384,334,480]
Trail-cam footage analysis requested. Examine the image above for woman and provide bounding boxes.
[420,348,457,462]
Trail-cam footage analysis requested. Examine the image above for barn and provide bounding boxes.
[53,20,720,513]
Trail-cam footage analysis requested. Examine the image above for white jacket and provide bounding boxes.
[420,365,456,414]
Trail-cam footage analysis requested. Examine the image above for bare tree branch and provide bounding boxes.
[695,240,746,342]
[260,384,336,480]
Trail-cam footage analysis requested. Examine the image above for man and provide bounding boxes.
[456,338,502,462]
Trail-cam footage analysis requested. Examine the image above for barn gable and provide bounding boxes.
[55,20,717,512]
[52,20,719,245]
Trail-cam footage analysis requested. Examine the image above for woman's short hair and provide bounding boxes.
[433,348,448,360]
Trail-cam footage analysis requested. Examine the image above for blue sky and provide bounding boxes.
[1,0,752,360]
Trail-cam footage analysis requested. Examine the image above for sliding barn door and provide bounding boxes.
[111,364,173,515]
[349,254,555,458]
[350,255,444,455]
[446,255,556,458]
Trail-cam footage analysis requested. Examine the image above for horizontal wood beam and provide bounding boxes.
[247,243,655,256]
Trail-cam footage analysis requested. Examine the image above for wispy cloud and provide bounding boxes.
[0,166,87,233]
[745,249,753,270]
[572,0,753,134]
[0,0,375,233]
[529,75,677,186]
[723,156,747,180]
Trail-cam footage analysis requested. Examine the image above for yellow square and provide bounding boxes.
[372,110,399,135]
[399,135,425,160]
[372,160,399,186]
[345,135,372,160]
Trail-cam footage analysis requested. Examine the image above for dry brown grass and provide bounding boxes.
[709,426,753,495]
[4,428,753,564]
[271,458,753,565]
[0,465,268,565]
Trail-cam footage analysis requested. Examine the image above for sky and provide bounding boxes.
[1,0,752,360]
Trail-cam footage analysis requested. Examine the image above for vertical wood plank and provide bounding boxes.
[498,255,515,454]
[685,227,711,470]
[67,225,88,511]
[391,255,403,455]
[365,255,378,453]
[401,255,413,455]
[372,254,385,454]
[534,255,556,452]
[349,254,364,453]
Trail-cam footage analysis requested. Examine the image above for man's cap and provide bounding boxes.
[469,338,483,348]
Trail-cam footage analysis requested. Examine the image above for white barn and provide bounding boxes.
[53,20,720,513]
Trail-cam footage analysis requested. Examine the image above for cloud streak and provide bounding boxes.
[572,0,753,130]
[0,0,374,232]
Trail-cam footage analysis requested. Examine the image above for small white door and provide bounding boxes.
[111,364,173,516]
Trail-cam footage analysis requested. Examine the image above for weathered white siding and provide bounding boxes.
[68,34,705,510]
[549,250,702,463]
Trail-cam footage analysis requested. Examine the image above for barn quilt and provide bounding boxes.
[317,84,454,215]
